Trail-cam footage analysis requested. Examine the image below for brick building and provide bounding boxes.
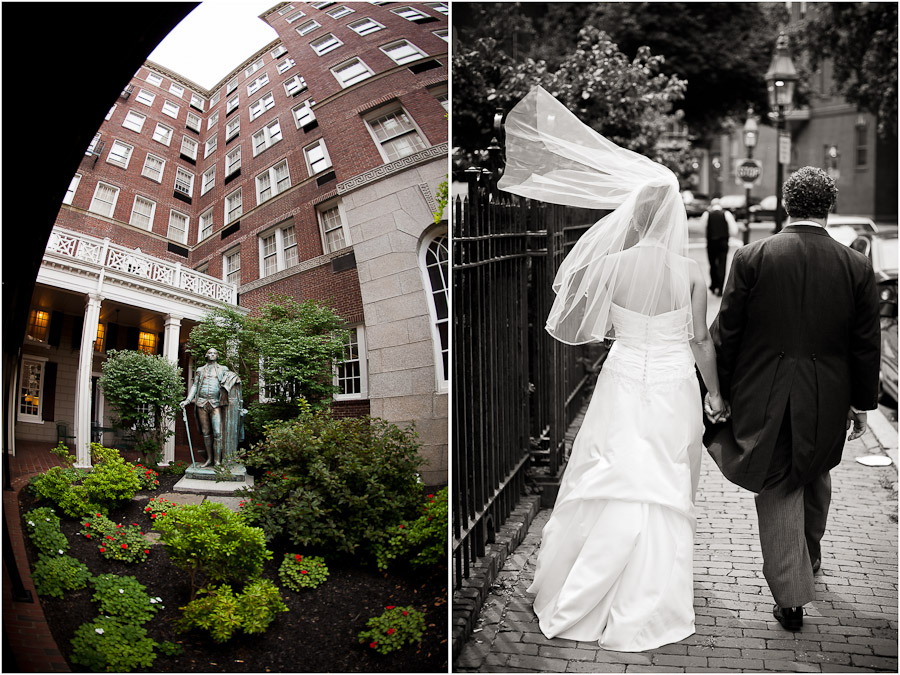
[13,1,449,486]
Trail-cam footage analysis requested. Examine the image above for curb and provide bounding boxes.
[451,494,541,665]
[867,407,898,469]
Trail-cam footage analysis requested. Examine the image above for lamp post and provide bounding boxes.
[742,110,758,245]
[765,33,798,233]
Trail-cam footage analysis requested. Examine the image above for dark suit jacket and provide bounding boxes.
[708,223,880,491]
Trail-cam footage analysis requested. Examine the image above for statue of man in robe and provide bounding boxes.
[180,348,242,467]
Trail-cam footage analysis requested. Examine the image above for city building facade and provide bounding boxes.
[13,1,449,485]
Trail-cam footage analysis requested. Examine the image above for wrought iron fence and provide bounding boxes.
[452,168,609,587]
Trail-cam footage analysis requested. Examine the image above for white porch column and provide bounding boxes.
[161,314,182,465]
[74,294,102,468]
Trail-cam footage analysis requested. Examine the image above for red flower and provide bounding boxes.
[144,549,150,554]
[151,514,156,519]
[85,522,90,527]
[402,611,408,616]
[399,525,404,529]
[106,536,113,540]
[301,570,308,575]
[386,605,395,610]
[122,544,128,549]
[145,507,151,512]
[86,534,91,539]
[116,524,123,528]
[96,513,102,517]
[387,628,396,635]
[154,480,159,485]
[161,513,166,517]
[295,554,302,561]
[132,523,138,527]
[99,547,105,553]
[427,494,434,499]
[369,642,378,649]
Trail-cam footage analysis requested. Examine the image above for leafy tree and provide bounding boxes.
[98,350,183,465]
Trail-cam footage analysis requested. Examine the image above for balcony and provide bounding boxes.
[44,226,238,305]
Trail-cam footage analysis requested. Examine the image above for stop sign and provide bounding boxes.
[736,159,762,186]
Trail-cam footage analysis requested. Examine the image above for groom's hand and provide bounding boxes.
[704,392,730,424]
[847,408,868,441]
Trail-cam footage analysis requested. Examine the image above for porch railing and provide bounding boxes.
[452,169,609,588]
[45,226,238,305]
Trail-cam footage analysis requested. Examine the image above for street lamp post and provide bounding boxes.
[765,33,798,233]
[742,110,758,245]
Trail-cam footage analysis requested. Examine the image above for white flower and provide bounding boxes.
[118,589,124,594]
[45,518,51,522]
[27,521,34,526]
[149,599,157,604]
[58,549,64,555]
[95,628,104,635]
[155,597,162,602]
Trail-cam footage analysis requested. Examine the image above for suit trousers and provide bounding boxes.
[707,238,729,292]
[754,407,832,608]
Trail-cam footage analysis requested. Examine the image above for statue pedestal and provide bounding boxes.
[174,463,253,495]
[184,463,248,482]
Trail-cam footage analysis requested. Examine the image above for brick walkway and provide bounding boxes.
[455,426,898,673]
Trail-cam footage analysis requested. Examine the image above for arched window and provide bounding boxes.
[419,225,448,391]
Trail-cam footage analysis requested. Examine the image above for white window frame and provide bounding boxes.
[226,146,242,176]
[135,88,155,107]
[167,209,189,243]
[285,9,305,23]
[296,19,320,35]
[426,2,449,14]
[191,93,205,110]
[122,110,146,132]
[208,110,219,129]
[145,72,163,87]
[310,33,342,56]
[310,1,334,8]
[292,99,316,128]
[225,188,243,223]
[327,5,355,19]
[392,6,431,21]
[105,104,117,121]
[252,119,283,156]
[63,174,82,205]
[433,28,449,42]
[174,167,195,198]
[162,100,180,118]
[180,136,198,160]
[199,207,215,241]
[271,44,288,59]
[277,4,295,16]
[365,106,428,163]
[331,57,374,88]
[381,39,427,65]
[304,139,332,176]
[226,116,240,140]
[107,140,134,169]
[201,166,216,195]
[17,355,48,423]
[129,195,157,231]
[169,82,185,97]
[152,122,173,146]
[205,133,218,158]
[348,17,384,35]
[223,247,241,285]
[89,182,120,218]
[317,200,351,253]
[226,95,239,115]
[284,74,307,97]
[249,92,275,121]
[226,77,238,95]
[276,57,296,74]
[141,152,166,183]
[430,84,449,110]
[86,133,101,155]
[210,89,221,106]
[333,326,368,400]
[419,225,449,391]
[186,111,202,132]
[255,159,291,204]
[258,222,300,276]
[245,58,264,78]
[247,73,270,96]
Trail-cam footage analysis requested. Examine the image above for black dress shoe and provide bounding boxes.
[812,558,821,574]
[773,605,803,631]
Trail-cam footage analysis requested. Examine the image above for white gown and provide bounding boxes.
[528,303,703,651]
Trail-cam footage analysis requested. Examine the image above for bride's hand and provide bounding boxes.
[704,392,730,424]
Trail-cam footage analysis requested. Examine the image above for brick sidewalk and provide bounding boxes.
[455,429,898,673]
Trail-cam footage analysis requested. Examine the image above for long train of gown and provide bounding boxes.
[528,304,703,652]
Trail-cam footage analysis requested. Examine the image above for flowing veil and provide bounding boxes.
[497,86,694,345]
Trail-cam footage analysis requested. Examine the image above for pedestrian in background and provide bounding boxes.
[700,198,739,296]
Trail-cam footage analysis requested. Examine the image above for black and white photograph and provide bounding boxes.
[451,2,898,673]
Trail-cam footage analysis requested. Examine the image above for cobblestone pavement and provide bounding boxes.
[455,428,898,673]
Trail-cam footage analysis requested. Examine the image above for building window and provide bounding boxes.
[296,19,320,35]
[271,44,288,59]
[252,119,283,156]
[63,174,82,205]
[226,95,239,115]
[186,111,202,132]
[26,309,50,342]
[223,247,241,284]
[130,195,156,231]
[95,323,106,352]
[199,207,215,240]
[190,93,205,110]
[152,122,173,146]
[249,92,275,121]
[208,110,219,129]
[277,58,296,74]
[255,160,291,204]
[284,74,307,97]
[162,100,180,118]
[331,57,373,88]
[392,6,431,21]
[381,39,426,65]
[136,88,155,106]
[420,227,449,387]
[169,82,185,97]
[122,110,146,133]
[318,201,350,252]
[86,133,101,155]
[18,357,46,422]
[334,326,367,398]
[107,140,134,169]
[225,188,243,223]
[138,332,157,355]
[226,77,238,95]
[327,5,354,18]
[293,99,316,128]
[259,223,300,278]
[142,153,166,183]
[311,33,342,56]
[277,4,295,16]
[181,136,198,160]
[210,89,221,106]
[201,166,215,195]
[310,1,334,8]
[226,146,242,176]
[348,17,384,35]
[168,210,189,243]
[247,73,270,96]
[205,133,218,158]
[433,28,448,42]
[260,232,278,277]
[106,104,117,121]
[226,116,241,140]
[431,84,449,110]
[174,167,194,197]
[146,71,163,87]
[304,139,332,175]
[285,9,305,23]
[366,107,427,162]
[89,182,120,218]
[426,2,448,14]
[245,58,264,78]
[855,119,868,167]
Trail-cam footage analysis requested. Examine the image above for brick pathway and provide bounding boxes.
[455,427,898,673]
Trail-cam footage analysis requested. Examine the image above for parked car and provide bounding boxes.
[718,194,759,221]
[825,215,878,247]
[682,191,710,218]
[749,195,787,222]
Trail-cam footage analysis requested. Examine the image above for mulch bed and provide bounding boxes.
[17,472,448,673]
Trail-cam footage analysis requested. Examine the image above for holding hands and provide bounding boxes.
[704,391,730,424]
[846,408,867,441]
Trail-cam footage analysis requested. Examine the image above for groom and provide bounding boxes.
[709,167,880,631]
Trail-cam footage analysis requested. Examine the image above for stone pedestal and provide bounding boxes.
[174,463,254,495]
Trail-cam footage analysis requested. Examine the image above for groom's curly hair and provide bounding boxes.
[782,166,838,219]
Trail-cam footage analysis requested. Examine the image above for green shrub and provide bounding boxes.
[158,641,183,656]
[24,507,68,556]
[79,513,118,542]
[32,554,93,599]
[29,466,95,518]
[278,553,329,591]
[96,523,152,564]
[238,411,424,556]
[163,460,189,476]
[156,501,272,599]
[90,574,161,625]
[373,488,448,570]
[143,496,182,522]
[358,605,426,655]
[70,617,157,672]
[131,463,160,490]
[176,579,288,643]
[82,444,142,507]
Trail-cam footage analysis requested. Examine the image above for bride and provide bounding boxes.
[498,87,727,651]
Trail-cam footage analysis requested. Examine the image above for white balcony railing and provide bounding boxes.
[45,226,238,305]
